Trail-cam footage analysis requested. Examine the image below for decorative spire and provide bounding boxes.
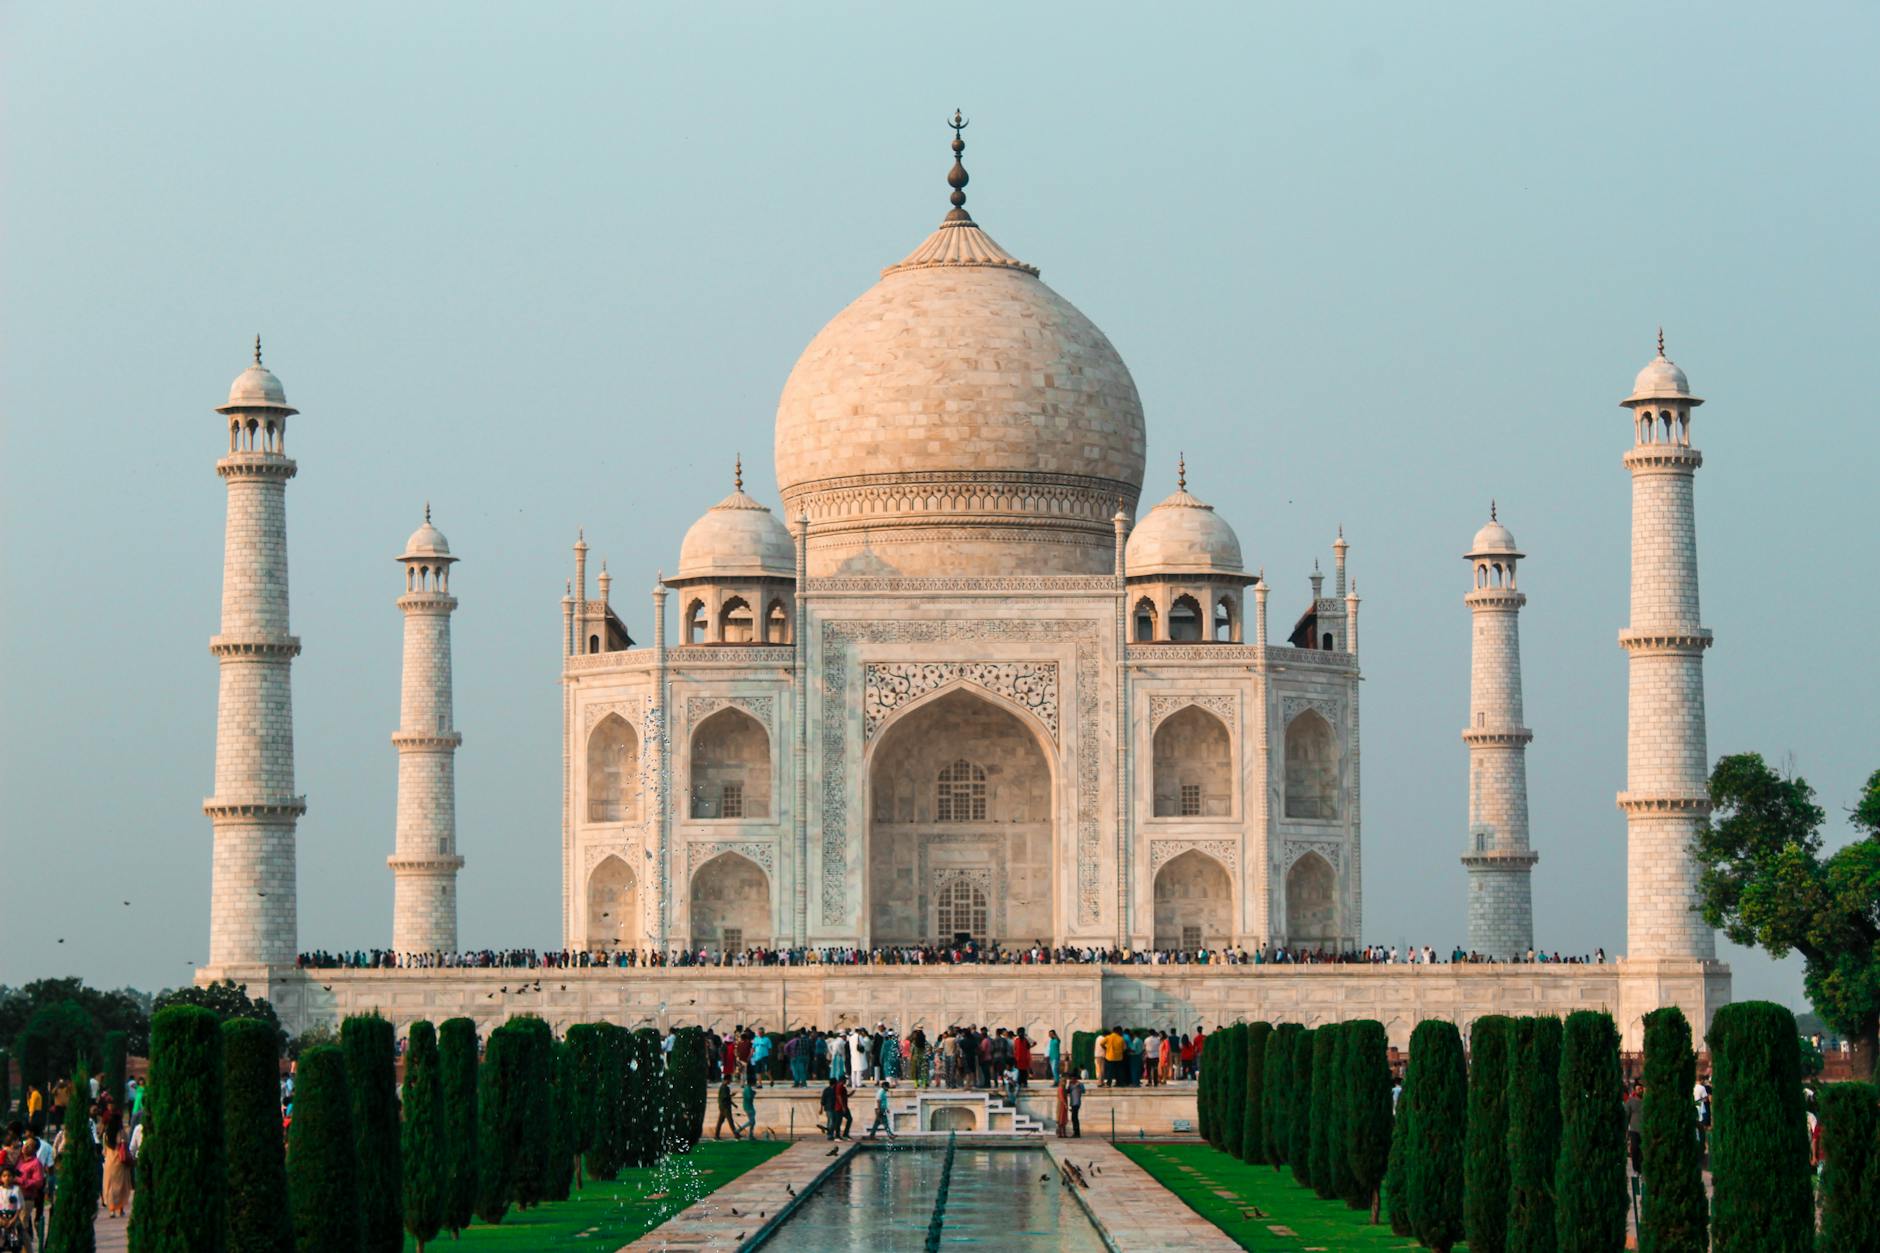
[253,334,263,366]
[946,109,971,222]
[1177,453,1187,491]
[1490,498,1497,522]
[1656,326,1666,358]
[734,453,743,493]
[424,500,432,524]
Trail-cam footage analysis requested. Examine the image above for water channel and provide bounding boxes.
[759,1143,1107,1251]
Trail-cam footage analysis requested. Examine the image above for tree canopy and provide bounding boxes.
[1695,754,1880,1072]
[152,981,286,1052]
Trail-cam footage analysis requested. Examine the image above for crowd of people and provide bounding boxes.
[298,939,1610,971]
[2,1072,143,1248]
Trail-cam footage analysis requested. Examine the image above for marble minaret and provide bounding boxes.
[205,338,304,969]
[389,507,465,954]
[1461,503,1538,959]
[1618,334,1716,960]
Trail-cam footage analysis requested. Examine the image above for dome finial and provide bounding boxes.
[1490,498,1497,522]
[734,452,743,493]
[945,109,971,222]
[1656,326,1666,358]
[425,500,432,524]
[253,333,263,366]
[1177,452,1186,491]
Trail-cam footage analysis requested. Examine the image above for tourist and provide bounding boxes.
[849,1030,869,1083]
[741,1076,759,1136]
[1624,1082,1645,1177]
[13,1133,44,1246]
[819,1077,841,1140]
[1064,1070,1085,1138]
[101,1117,133,1220]
[0,1167,24,1253]
[833,1077,854,1141]
[940,1029,960,1089]
[1046,1029,1061,1083]
[1012,1029,1031,1086]
[864,1081,896,1141]
[751,1030,773,1086]
[1100,1026,1126,1088]
[714,1078,743,1141]
[829,1031,849,1083]
[1003,1061,1021,1108]
[909,1028,929,1088]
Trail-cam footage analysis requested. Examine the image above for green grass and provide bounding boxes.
[402,1140,789,1250]
[1119,1143,1454,1250]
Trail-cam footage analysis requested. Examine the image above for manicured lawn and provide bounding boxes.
[403,1140,790,1250]
[1119,1143,1454,1251]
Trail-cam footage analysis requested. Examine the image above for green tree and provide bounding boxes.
[1405,1018,1466,1253]
[16,1001,100,1093]
[340,1016,403,1252]
[1327,1026,1360,1206]
[1639,1007,1707,1253]
[128,1004,226,1253]
[1308,1023,1338,1198]
[17,1032,49,1132]
[43,1066,98,1253]
[564,1024,600,1185]
[1288,1028,1315,1188]
[509,1018,555,1204]
[1198,1028,1219,1146]
[1,979,150,1057]
[585,1024,625,1180]
[666,1026,709,1152]
[1239,1021,1272,1163]
[400,1022,448,1253]
[1383,1045,1415,1237]
[102,1030,129,1111]
[1505,1015,1563,1253]
[0,1046,11,1120]
[222,1018,292,1253]
[1695,755,1880,1076]
[1342,1019,1392,1223]
[634,1028,670,1165]
[1221,1023,1248,1158]
[475,1026,526,1223]
[1464,1015,1515,1253]
[286,1045,362,1253]
[1706,1001,1813,1253]
[437,1018,479,1237]
[1556,1010,1626,1253]
[150,981,284,1051]
[548,1039,577,1201]
[1817,1081,1879,1253]
[1262,1025,1298,1168]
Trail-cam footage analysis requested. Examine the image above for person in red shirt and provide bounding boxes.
[1012,1031,1032,1087]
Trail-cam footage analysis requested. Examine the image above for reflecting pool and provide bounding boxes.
[760,1144,1106,1251]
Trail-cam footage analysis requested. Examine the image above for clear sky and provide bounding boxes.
[2,3,1875,1010]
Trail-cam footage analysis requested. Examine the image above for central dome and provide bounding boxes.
[775,134,1146,577]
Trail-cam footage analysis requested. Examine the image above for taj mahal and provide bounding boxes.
[195,119,1730,1048]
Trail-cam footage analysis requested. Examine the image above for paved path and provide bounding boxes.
[1044,1139,1240,1252]
[621,1138,860,1251]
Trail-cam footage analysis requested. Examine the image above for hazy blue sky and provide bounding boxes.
[3,3,1875,1010]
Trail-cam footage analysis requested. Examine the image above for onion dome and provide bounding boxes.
[675,459,795,580]
[217,335,298,415]
[1467,502,1522,559]
[401,504,453,561]
[1125,458,1245,575]
[774,113,1145,576]
[1623,329,1703,407]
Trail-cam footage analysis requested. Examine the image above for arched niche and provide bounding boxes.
[586,714,641,823]
[1285,851,1337,944]
[586,855,638,949]
[1283,709,1339,820]
[1151,705,1232,817]
[689,707,771,819]
[1152,849,1233,949]
[687,851,771,951]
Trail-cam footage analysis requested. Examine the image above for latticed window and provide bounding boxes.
[1182,924,1202,950]
[936,879,988,940]
[1180,784,1202,816]
[936,759,987,822]
[721,782,744,819]
[722,927,743,953]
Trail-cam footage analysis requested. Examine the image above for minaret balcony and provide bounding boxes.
[215,453,298,480]
[1622,445,1703,473]
[1617,628,1712,654]
[203,796,307,819]
[391,730,463,750]
[1615,791,1712,815]
[387,852,466,872]
[1460,727,1533,748]
[209,635,302,659]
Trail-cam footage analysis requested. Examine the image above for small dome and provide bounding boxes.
[676,487,795,580]
[217,363,296,415]
[1624,337,1702,407]
[1470,518,1517,554]
[402,517,451,559]
[1126,480,1244,575]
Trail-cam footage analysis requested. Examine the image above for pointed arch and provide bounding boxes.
[1284,850,1336,944]
[1153,848,1233,949]
[586,713,641,823]
[687,850,771,950]
[684,598,707,645]
[765,598,790,644]
[689,706,771,819]
[718,595,754,643]
[1133,596,1158,642]
[586,854,638,949]
[1152,705,1232,817]
[1168,594,1203,642]
[1284,708,1339,819]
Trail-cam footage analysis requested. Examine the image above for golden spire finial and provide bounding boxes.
[1177,452,1187,491]
[424,500,431,524]
[1490,498,1497,522]
[1657,326,1666,358]
[946,109,971,221]
[253,334,263,366]
[734,453,743,493]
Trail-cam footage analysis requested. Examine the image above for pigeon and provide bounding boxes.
[729,1209,738,1217]
[258,892,267,898]
[758,1211,764,1219]
[321,985,333,993]
[735,1236,743,1243]
[826,1148,839,1157]
[560,984,568,991]
[500,987,508,994]
[122,901,130,906]
[785,1184,795,1197]
[57,938,64,944]
[1040,1174,1049,1183]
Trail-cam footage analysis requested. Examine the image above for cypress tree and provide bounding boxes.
[1308,1024,1338,1198]
[1329,1025,1361,1206]
[1343,1019,1392,1223]
[1263,1026,1297,1168]
[1817,1081,1879,1253]
[1556,1010,1626,1253]
[630,1028,664,1166]
[1639,1007,1707,1253]
[1197,1029,1217,1145]
[102,1031,129,1113]
[437,1018,478,1237]
[1505,1015,1562,1253]
[1404,1018,1466,1253]
[564,1024,600,1184]
[1239,1022,1272,1163]
[222,1018,292,1253]
[400,1022,448,1253]
[1221,1024,1248,1158]
[666,1026,709,1152]
[587,1024,625,1180]
[1383,1045,1415,1237]
[44,1066,98,1253]
[1706,1001,1813,1253]
[508,1018,554,1206]
[128,1004,226,1253]
[1289,1027,1315,1187]
[0,1047,11,1121]
[341,1015,403,1253]
[475,1025,525,1224]
[548,1040,577,1201]
[286,1045,363,1253]
[1464,1015,1515,1253]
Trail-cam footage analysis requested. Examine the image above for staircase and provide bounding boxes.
[883,1087,1046,1137]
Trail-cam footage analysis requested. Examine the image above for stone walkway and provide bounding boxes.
[1044,1139,1241,1252]
[621,1138,859,1251]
